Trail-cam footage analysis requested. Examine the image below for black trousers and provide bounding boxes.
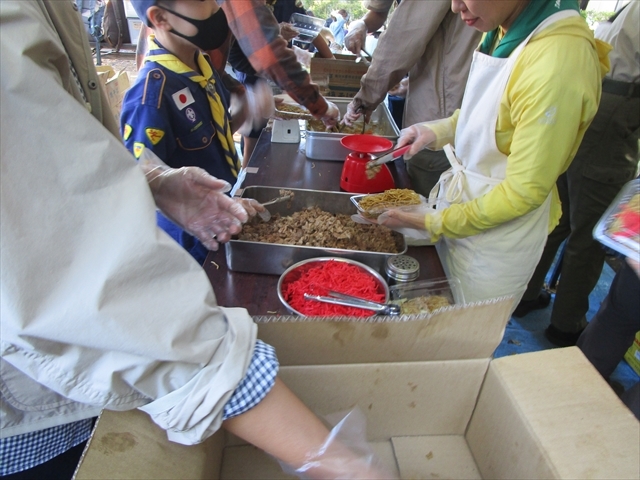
[577,262,640,419]
[0,441,86,480]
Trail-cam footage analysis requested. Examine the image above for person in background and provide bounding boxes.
[376,0,610,307]
[577,255,640,420]
[343,0,481,196]
[135,0,341,128]
[121,0,270,264]
[0,2,388,479]
[329,8,348,50]
[227,0,304,165]
[514,1,639,347]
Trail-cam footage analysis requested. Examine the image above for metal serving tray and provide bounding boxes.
[304,98,400,161]
[227,186,407,275]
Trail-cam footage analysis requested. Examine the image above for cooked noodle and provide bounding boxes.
[357,189,421,217]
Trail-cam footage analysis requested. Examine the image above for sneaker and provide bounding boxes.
[513,290,551,318]
[544,324,585,348]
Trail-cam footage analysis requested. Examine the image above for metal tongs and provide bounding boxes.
[257,190,293,222]
[364,145,411,179]
[303,290,401,316]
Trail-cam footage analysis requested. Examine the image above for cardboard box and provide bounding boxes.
[624,331,640,376]
[310,53,368,98]
[74,299,639,479]
[74,347,640,479]
[95,65,130,125]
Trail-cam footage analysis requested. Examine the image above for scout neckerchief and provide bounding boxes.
[480,0,580,58]
[145,36,240,178]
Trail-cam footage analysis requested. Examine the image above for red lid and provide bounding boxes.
[340,134,393,154]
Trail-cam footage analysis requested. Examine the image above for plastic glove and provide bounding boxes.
[320,100,341,130]
[342,99,373,126]
[377,205,435,241]
[139,149,248,251]
[233,197,265,218]
[395,123,437,160]
[293,45,314,69]
[344,19,367,54]
[281,408,397,479]
[280,22,300,42]
[237,79,275,136]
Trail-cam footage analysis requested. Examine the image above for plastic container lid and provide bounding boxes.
[385,255,420,283]
[289,13,324,44]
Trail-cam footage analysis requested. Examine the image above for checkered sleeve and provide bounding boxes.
[0,418,93,476]
[218,0,328,117]
[222,340,279,420]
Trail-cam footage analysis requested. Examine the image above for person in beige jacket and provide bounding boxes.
[343,0,481,196]
[0,1,388,478]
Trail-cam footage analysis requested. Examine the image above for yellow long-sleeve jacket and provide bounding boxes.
[424,16,611,240]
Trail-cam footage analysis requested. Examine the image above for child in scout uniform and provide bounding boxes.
[122,0,269,263]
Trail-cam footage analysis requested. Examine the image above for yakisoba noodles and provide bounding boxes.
[393,295,451,315]
[358,189,422,217]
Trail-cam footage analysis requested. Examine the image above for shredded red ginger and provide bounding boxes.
[282,260,386,317]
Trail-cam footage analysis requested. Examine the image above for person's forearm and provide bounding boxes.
[312,35,334,59]
[362,10,388,33]
[219,0,328,118]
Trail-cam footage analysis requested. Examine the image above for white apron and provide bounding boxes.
[431,10,579,305]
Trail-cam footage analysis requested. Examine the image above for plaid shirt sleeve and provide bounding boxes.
[219,0,328,117]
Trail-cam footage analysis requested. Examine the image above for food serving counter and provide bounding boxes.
[203,128,445,315]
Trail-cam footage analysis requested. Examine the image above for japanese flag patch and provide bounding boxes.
[172,87,195,110]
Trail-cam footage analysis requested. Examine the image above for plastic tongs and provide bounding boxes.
[303,291,401,316]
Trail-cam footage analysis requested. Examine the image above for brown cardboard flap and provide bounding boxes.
[219,441,399,479]
[257,298,513,365]
[279,359,490,441]
[74,409,222,480]
[467,347,640,480]
[392,435,481,479]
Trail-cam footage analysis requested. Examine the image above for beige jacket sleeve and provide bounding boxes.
[0,0,255,444]
[353,0,453,114]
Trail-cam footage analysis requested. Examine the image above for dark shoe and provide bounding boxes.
[513,290,551,318]
[544,324,585,348]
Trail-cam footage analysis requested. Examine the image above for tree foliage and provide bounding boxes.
[300,0,368,21]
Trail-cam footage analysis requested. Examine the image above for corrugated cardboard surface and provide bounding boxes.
[75,332,640,479]
[310,54,368,98]
[467,347,640,480]
[256,297,513,366]
[74,408,223,480]
[392,435,481,479]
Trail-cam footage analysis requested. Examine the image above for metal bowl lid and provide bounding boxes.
[385,255,420,282]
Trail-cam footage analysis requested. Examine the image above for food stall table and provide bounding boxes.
[203,129,445,315]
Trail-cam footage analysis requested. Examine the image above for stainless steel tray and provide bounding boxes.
[304,98,400,161]
[227,186,407,275]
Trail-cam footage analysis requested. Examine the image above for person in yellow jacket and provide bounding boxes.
[378,0,611,307]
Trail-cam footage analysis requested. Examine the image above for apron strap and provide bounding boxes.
[429,144,465,204]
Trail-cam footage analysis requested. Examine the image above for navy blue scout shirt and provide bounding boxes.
[121,60,237,186]
[121,57,236,263]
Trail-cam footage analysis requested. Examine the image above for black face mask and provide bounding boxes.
[162,6,229,51]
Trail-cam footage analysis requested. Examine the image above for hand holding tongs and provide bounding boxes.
[303,290,401,316]
[366,145,411,170]
[257,190,293,222]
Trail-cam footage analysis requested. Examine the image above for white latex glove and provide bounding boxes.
[237,79,275,136]
[344,19,367,54]
[140,149,248,251]
[396,123,437,160]
[342,99,372,126]
[320,100,341,130]
[377,205,435,241]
